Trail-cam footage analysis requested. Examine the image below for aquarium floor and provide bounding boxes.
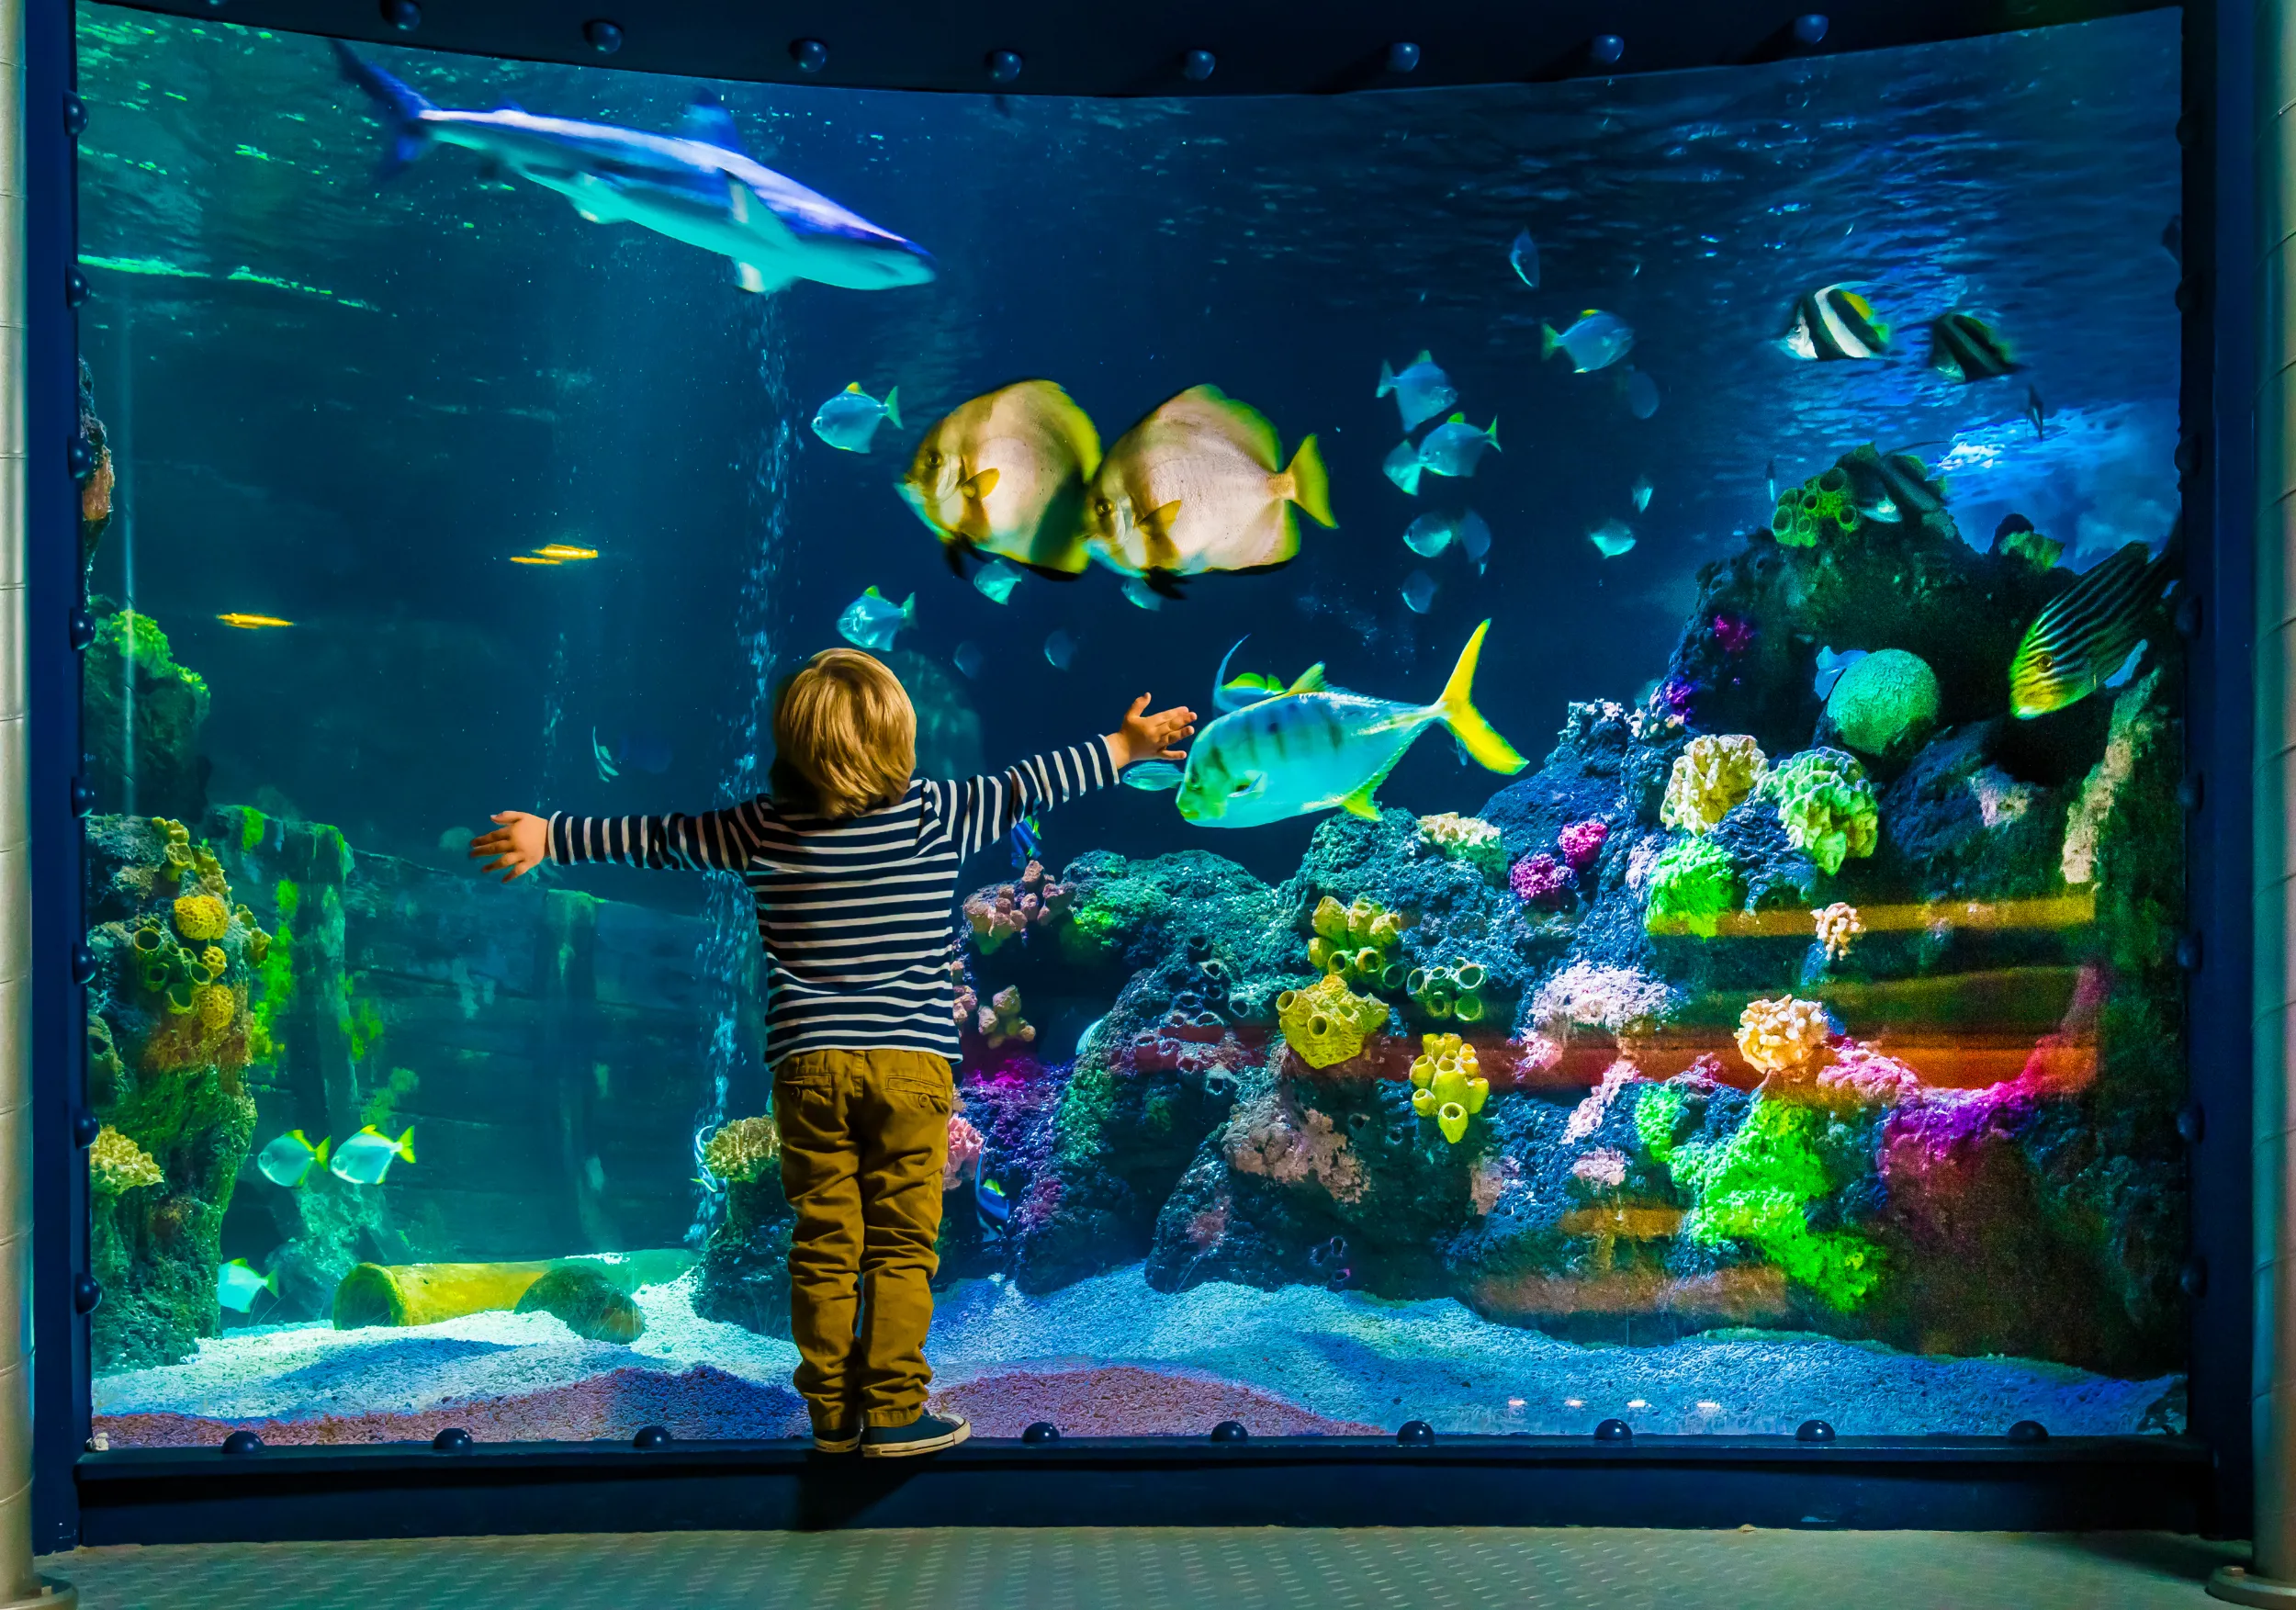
[39,1527,2240,1609]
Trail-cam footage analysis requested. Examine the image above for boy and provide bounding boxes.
[470,647,1194,1457]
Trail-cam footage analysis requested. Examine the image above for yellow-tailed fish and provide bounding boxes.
[900,380,1101,580]
[330,1123,415,1186]
[509,555,561,567]
[1084,384,1334,598]
[532,544,600,561]
[216,613,294,629]
[255,1130,331,1188]
[2009,538,2176,717]
[218,1257,278,1313]
[1126,621,1525,827]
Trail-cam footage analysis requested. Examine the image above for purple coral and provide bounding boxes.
[1660,674,1699,718]
[1510,852,1577,908]
[1557,817,1609,874]
[1711,613,1755,657]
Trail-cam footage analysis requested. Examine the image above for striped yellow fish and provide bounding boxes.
[2008,540,2172,717]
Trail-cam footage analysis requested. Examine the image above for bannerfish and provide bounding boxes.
[331,1124,416,1187]
[1083,385,1334,596]
[1043,629,1075,670]
[1123,620,1526,828]
[1401,569,1438,614]
[1377,351,1458,433]
[333,45,935,296]
[2009,538,2177,718]
[591,726,619,782]
[900,380,1102,579]
[1589,520,1637,558]
[216,614,293,629]
[1631,473,1654,513]
[218,1258,279,1314]
[1781,284,1890,361]
[1623,367,1660,420]
[1541,310,1635,374]
[1840,448,1945,525]
[1928,313,2017,383]
[952,641,984,679]
[1122,577,1165,612]
[1457,511,1491,573]
[2026,383,2048,440]
[1384,438,1426,496]
[838,586,916,651]
[811,382,901,452]
[1211,638,1286,712]
[1415,414,1500,479]
[1509,228,1540,288]
[971,557,1027,604]
[255,1130,332,1189]
[1813,646,1869,700]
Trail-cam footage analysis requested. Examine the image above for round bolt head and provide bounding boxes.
[1182,49,1216,82]
[66,268,89,308]
[68,609,96,651]
[1210,1419,1248,1443]
[433,1427,474,1452]
[71,1109,100,1148]
[62,94,87,138]
[2006,1419,2048,1444]
[1793,14,1829,44]
[791,38,828,73]
[220,1429,264,1456]
[986,49,1024,84]
[1385,41,1421,73]
[1591,35,1626,65]
[1594,1417,1633,1442]
[1021,1421,1060,1445]
[1396,1420,1435,1447]
[583,19,624,53]
[631,1424,672,1449]
[1795,1419,1837,1443]
[67,436,95,479]
[380,0,422,32]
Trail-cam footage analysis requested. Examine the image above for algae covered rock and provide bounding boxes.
[83,609,210,821]
[515,1265,646,1344]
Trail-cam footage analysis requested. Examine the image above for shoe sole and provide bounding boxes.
[813,1433,862,1454]
[862,1422,972,1459]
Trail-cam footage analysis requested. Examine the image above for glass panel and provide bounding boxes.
[76,6,2186,1447]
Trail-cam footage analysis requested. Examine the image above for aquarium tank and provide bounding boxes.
[73,4,2187,1447]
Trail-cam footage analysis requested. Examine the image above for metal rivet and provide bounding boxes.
[1796,1418,1836,1443]
[1591,35,1626,66]
[631,1424,672,1449]
[67,437,94,479]
[1182,49,1216,82]
[1396,1420,1435,1447]
[380,0,422,32]
[1021,1421,1060,1445]
[986,49,1023,84]
[1594,1417,1633,1442]
[2180,1259,2209,1298]
[70,777,96,816]
[433,1427,474,1452]
[1792,14,1829,44]
[72,1274,102,1314]
[790,38,828,73]
[1209,1419,1248,1443]
[66,268,89,308]
[62,95,86,138]
[70,942,96,987]
[70,1110,100,1149]
[1385,41,1421,73]
[583,19,623,53]
[221,1429,264,1456]
[2007,1419,2048,1444]
[68,609,96,652]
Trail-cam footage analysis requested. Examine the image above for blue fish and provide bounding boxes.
[1383,438,1426,496]
[1588,520,1637,558]
[1010,813,1041,872]
[1211,637,1287,714]
[1631,473,1654,513]
[1415,415,1500,479]
[1043,629,1076,671]
[1377,351,1458,433]
[972,557,1026,604]
[1623,367,1660,420]
[952,641,984,680]
[592,726,671,781]
[1121,577,1165,612]
[975,1175,1011,1233]
[218,1258,279,1314]
[810,383,901,452]
[1813,646,1868,700]
[837,587,915,651]
[333,44,936,296]
[1541,310,1636,373]
[1458,511,1491,574]
[1401,569,1437,614]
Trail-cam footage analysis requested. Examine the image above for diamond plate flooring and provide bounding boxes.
[39,1528,2244,1609]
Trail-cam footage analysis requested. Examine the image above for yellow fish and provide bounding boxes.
[509,555,561,567]
[900,380,1102,579]
[216,613,293,629]
[532,544,599,561]
[1085,385,1334,598]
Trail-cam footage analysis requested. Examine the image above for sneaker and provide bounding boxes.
[812,1422,862,1454]
[861,1413,971,1459]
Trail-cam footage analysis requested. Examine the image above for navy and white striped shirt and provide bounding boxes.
[546,738,1116,1064]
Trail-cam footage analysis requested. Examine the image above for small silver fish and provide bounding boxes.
[811,383,901,452]
[1416,415,1500,479]
[256,1130,331,1189]
[1377,351,1458,433]
[1624,368,1660,420]
[952,641,984,679]
[331,1124,415,1187]
[1457,511,1491,573]
[1401,569,1437,614]
[1509,228,1539,289]
[1631,474,1653,513]
[218,1258,278,1313]
[1541,310,1635,373]
[1044,629,1076,670]
[838,586,916,650]
[971,557,1026,604]
[1589,520,1636,558]
[1383,438,1426,496]
[1402,513,1457,557]
[1121,577,1165,612]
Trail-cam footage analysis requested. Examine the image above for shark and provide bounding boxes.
[332,42,936,296]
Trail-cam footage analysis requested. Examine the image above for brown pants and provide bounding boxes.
[772,1048,952,1431]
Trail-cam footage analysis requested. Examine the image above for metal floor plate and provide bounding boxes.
[39,1528,2245,1610]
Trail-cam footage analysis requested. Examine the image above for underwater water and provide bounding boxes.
[76,6,2187,1445]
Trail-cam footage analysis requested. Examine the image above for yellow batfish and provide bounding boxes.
[899,380,1102,579]
[216,613,293,629]
[1085,385,1334,598]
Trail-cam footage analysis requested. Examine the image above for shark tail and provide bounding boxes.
[332,39,434,181]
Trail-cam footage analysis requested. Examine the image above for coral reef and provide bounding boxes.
[1277,973,1390,1069]
[1770,465,1863,547]
[1814,902,1863,963]
[979,985,1036,1050]
[1509,851,1576,908]
[1826,648,1942,761]
[946,1113,984,1184]
[1661,735,1769,834]
[1418,813,1508,884]
[1558,818,1610,874]
[1404,961,1490,1025]
[1644,838,1739,938]
[964,860,1074,953]
[1307,894,1408,985]
[702,1115,781,1185]
[1225,1083,1367,1204]
[83,609,210,820]
[1735,996,1835,1081]
[1409,1034,1489,1144]
[1757,749,1879,876]
[89,1126,163,1195]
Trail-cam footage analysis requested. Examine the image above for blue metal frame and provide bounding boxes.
[23,0,2255,1544]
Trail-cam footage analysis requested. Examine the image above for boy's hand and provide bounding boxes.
[469,811,548,883]
[1108,695,1197,770]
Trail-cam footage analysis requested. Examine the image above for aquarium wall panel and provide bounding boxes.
[74,4,2186,1447]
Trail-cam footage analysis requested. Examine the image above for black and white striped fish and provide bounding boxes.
[2008,538,2176,717]
[1781,284,1891,361]
[1929,312,2019,382]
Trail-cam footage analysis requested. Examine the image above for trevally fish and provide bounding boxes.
[1623,367,1660,420]
[1588,520,1637,558]
[256,1130,331,1189]
[1384,438,1426,496]
[1928,313,2017,383]
[900,380,1101,579]
[971,557,1027,604]
[810,382,900,452]
[2009,535,2178,718]
[331,1124,416,1187]
[1541,310,1635,373]
[952,641,984,680]
[1084,385,1334,595]
[218,1258,279,1314]
[1043,629,1076,670]
[1123,621,1527,828]
[1781,284,1890,361]
[1377,351,1458,433]
[1415,415,1499,479]
[838,587,916,651]
[1509,228,1540,288]
[1401,569,1438,614]
[333,44,936,295]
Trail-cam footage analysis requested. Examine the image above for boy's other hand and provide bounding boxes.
[1109,695,1197,770]
[470,811,548,883]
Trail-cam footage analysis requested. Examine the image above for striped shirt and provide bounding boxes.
[546,737,1117,1064]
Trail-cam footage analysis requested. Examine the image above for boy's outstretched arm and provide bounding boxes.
[933,694,1196,863]
[468,801,769,882]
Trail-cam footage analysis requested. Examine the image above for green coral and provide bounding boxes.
[1308,895,1407,989]
[96,608,208,696]
[1998,524,2064,571]
[1408,1033,1488,1143]
[1403,961,1488,1025]
[1826,649,1941,760]
[1645,838,1739,938]
[339,978,385,1065]
[1757,748,1880,876]
[1771,467,1862,547]
[1276,972,1391,1069]
[1640,1088,1883,1311]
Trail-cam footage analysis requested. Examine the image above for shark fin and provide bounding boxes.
[681,95,744,152]
[732,260,792,294]
[331,41,435,182]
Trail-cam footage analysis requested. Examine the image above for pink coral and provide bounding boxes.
[944,1114,983,1184]
[962,861,1072,955]
[1558,818,1610,874]
[1571,1148,1629,1191]
[1510,852,1577,908]
[1818,1041,1921,1108]
[1711,614,1755,657]
[1224,1085,1366,1204]
[1563,1057,1641,1143]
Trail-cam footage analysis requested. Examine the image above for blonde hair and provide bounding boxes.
[770,648,916,820]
